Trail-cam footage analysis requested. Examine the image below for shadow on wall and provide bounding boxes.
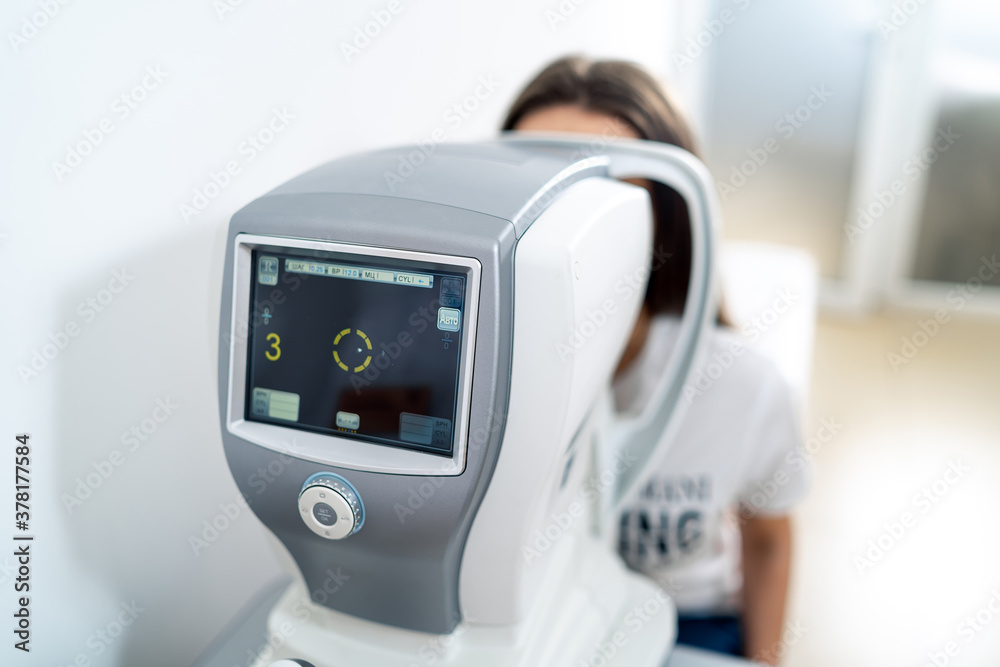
[55,224,284,667]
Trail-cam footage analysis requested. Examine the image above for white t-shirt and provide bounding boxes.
[613,316,809,615]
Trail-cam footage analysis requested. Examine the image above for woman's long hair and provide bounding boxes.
[503,56,728,324]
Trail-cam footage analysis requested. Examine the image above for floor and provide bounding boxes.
[784,311,1000,666]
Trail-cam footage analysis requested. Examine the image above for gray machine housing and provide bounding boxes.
[217,140,686,634]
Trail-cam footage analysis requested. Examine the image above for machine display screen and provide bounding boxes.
[245,249,468,456]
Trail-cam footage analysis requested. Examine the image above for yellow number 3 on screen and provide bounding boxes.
[265,333,281,361]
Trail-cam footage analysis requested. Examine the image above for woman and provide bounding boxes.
[503,57,809,664]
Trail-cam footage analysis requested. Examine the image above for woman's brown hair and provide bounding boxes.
[503,56,727,324]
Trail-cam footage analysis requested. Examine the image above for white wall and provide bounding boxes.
[0,1,682,665]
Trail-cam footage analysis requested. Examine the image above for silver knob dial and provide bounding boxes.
[298,473,364,540]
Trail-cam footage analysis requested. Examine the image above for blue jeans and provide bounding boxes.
[676,614,744,657]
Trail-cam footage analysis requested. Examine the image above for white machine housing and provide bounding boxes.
[212,137,720,667]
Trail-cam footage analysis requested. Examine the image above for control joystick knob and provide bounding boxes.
[298,473,364,540]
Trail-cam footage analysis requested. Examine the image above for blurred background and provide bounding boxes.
[1,0,998,665]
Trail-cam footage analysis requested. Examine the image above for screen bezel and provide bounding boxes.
[226,233,481,476]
